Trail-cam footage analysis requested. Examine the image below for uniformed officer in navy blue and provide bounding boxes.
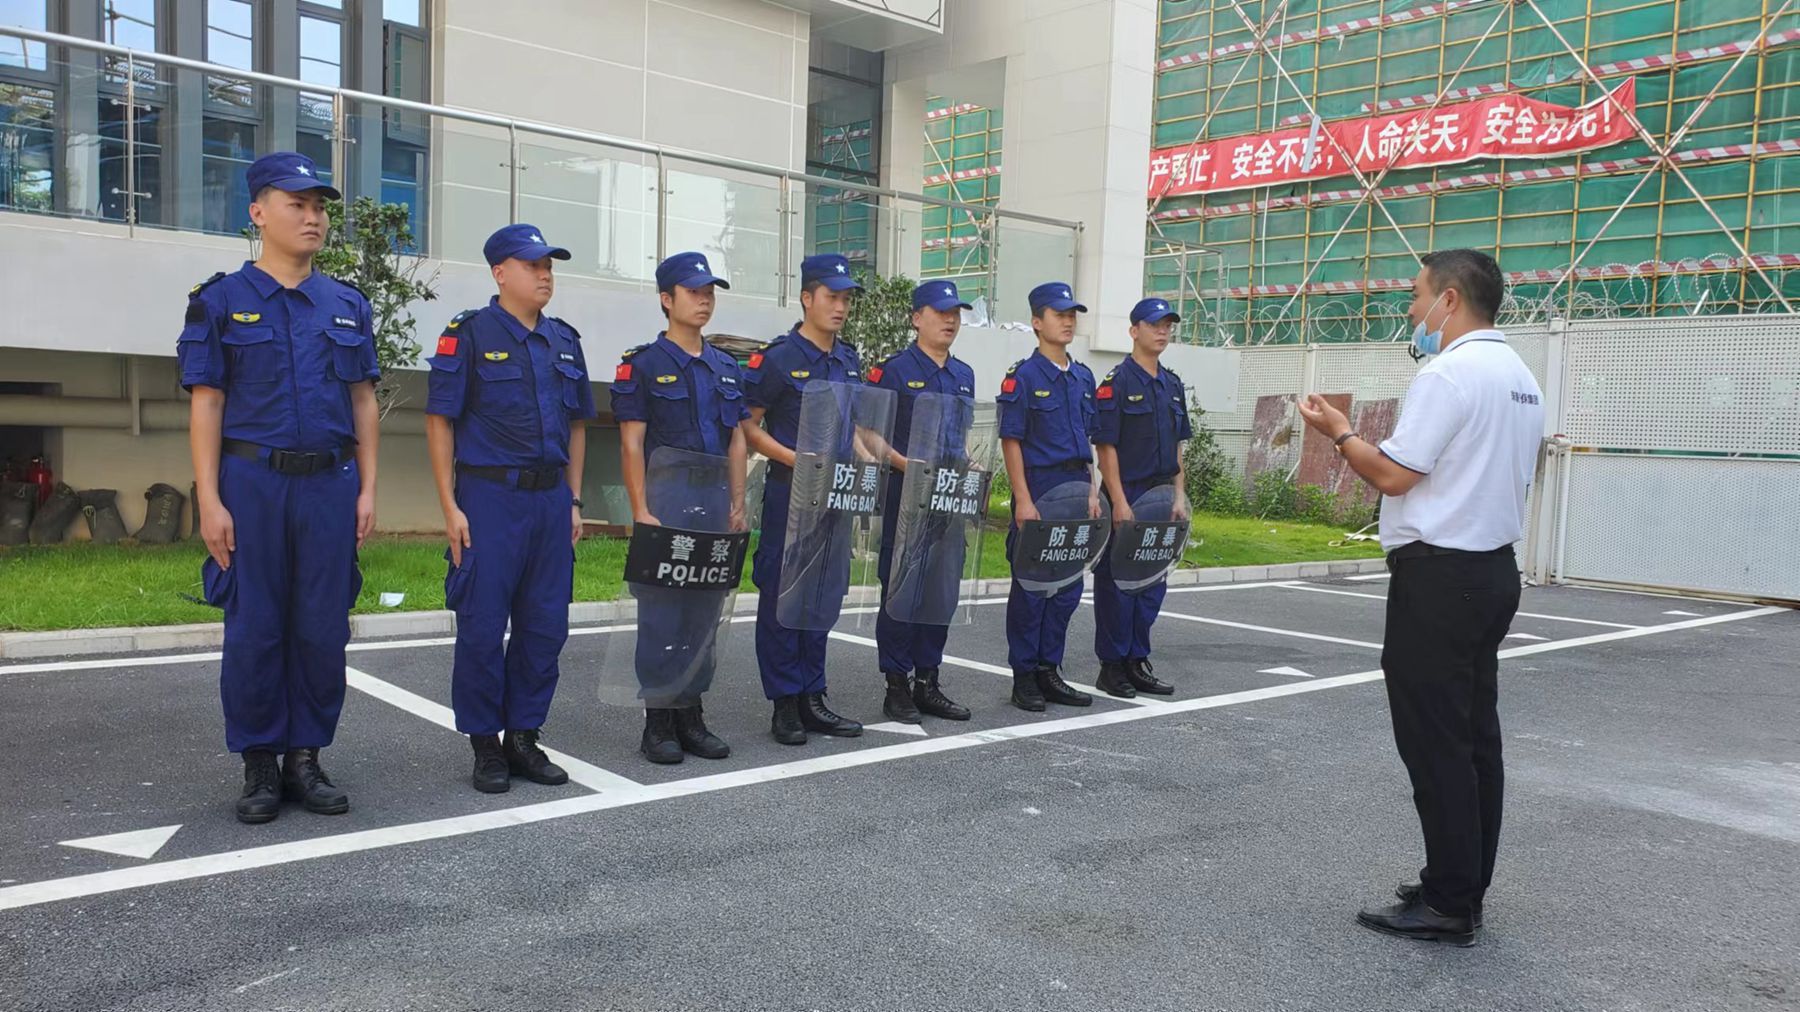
[743,253,866,744]
[610,251,747,764]
[867,280,979,724]
[996,281,1102,712]
[425,223,596,794]
[1091,298,1193,699]
[178,152,380,824]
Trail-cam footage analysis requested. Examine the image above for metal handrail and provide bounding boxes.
[0,24,1083,231]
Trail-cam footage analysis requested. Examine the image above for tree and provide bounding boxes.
[839,268,916,363]
[249,197,438,417]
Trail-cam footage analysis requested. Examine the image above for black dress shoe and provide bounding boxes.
[1125,658,1175,695]
[471,734,511,793]
[640,709,684,764]
[1035,666,1093,707]
[883,672,922,724]
[771,696,807,745]
[1397,881,1483,928]
[913,667,971,721]
[236,750,281,824]
[799,693,862,737]
[1095,660,1137,698]
[282,748,350,814]
[1356,897,1477,946]
[504,728,570,785]
[673,704,731,760]
[1011,669,1046,712]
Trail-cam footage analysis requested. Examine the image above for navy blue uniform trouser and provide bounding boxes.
[209,452,361,754]
[1004,469,1086,675]
[874,490,959,676]
[631,478,729,708]
[1091,477,1173,664]
[752,475,836,699]
[444,474,573,735]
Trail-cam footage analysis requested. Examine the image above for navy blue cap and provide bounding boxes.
[1028,281,1087,314]
[482,223,571,267]
[912,280,973,313]
[655,251,731,291]
[1130,298,1180,325]
[800,254,862,291]
[246,151,340,201]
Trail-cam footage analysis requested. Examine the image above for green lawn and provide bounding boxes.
[0,513,1381,632]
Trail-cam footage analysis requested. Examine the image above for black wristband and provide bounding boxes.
[1333,431,1359,449]
[570,497,584,508]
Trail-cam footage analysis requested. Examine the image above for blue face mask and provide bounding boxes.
[1407,292,1449,361]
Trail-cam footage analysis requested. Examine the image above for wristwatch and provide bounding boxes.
[570,497,584,509]
[1333,431,1359,454]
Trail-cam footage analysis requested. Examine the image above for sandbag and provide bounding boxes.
[0,481,33,546]
[28,482,81,545]
[80,489,128,545]
[136,482,187,544]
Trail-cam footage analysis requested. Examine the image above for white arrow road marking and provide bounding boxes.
[864,722,929,737]
[60,824,181,860]
[1258,666,1315,679]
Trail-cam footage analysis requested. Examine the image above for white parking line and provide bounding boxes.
[1274,583,1643,628]
[0,605,1782,913]
[1154,610,1385,650]
[825,631,1161,707]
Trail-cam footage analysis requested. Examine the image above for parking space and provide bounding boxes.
[1,576,1794,1011]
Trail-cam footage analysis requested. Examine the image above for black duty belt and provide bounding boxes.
[456,463,566,491]
[1030,461,1091,474]
[222,439,354,476]
[1386,541,1514,568]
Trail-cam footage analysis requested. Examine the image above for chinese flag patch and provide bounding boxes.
[867,366,883,384]
[747,352,765,370]
[1097,385,1114,400]
[1001,377,1018,394]
[435,334,458,357]
[615,362,633,382]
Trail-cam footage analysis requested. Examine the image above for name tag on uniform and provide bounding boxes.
[656,374,679,384]
[558,352,575,362]
[720,376,738,385]
[906,380,926,389]
[848,372,860,380]
[484,351,509,362]
[959,386,972,394]
[790,370,810,379]
[332,315,357,328]
[230,312,261,324]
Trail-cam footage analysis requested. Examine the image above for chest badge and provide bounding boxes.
[483,351,510,362]
[790,370,810,379]
[906,380,926,389]
[1127,393,1145,402]
[1033,389,1051,398]
[656,374,679,384]
[230,312,262,324]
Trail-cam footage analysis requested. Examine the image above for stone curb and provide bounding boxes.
[0,557,1388,662]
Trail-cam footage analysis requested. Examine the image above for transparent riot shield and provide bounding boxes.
[599,447,750,709]
[883,392,995,626]
[1012,477,1112,597]
[1107,483,1190,594]
[775,380,897,630]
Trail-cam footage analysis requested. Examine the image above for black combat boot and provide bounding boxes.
[771,696,807,745]
[236,749,281,824]
[470,734,510,793]
[799,693,862,737]
[1125,658,1175,695]
[504,728,570,785]
[1096,660,1137,699]
[882,671,921,724]
[282,748,350,814]
[1035,666,1093,707]
[912,667,971,721]
[1011,668,1046,712]
[673,704,730,759]
[640,709,684,764]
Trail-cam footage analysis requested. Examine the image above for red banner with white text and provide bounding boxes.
[1148,78,1638,198]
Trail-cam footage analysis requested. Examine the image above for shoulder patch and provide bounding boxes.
[621,342,648,359]
[435,334,460,357]
[615,362,634,382]
[1006,359,1023,375]
[1097,384,1114,400]
[187,272,226,298]
[445,309,480,331]
[747,352,766,371]
[329,275,369,301]
[866,366,884,384]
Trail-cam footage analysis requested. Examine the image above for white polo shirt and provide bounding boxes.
[1377,330,1544,552]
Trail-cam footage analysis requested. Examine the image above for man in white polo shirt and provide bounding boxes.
[1300,248,1543,947]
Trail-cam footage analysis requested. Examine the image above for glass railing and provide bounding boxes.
[0,25,1081,310]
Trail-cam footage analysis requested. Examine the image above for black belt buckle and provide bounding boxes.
[268,449,323,475]
[519,466,562,491]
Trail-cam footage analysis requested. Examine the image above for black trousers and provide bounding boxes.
[1380,545,1521,918]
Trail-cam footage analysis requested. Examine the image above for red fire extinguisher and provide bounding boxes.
[25,455,53,506]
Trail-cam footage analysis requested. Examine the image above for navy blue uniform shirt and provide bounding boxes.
[1092,357,1193,483]
[608,332,749,459]
[995,349,1097,469]
[868,342,976,460]
[176,262,379,452]
[425,297,598,467]
[744,329,864,452]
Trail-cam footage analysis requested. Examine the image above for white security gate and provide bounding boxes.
[1529,315,1800,603]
